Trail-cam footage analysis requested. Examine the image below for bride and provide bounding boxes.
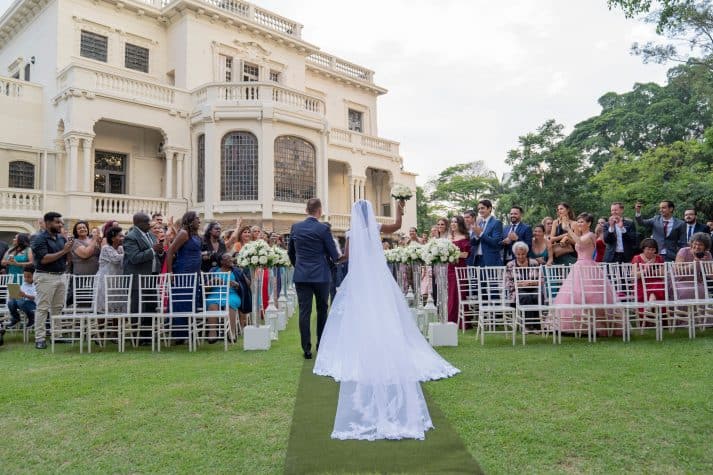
[314,199,459,441]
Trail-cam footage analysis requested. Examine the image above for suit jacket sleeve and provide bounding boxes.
[124,233,154,266]
[602,226,616,245]
[635,215,654,227]
[481,220,503,248]
[623,221,637,246]
[288,225,296,266]
[522,225,533,251]
[676,222,688,249]
[321,225,340,263]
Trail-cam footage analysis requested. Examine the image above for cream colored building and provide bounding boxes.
[0,0,416,238]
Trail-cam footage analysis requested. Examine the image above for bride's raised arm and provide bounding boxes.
[379,199,405,235]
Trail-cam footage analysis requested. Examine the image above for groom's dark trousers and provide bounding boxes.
[288,215,340,355]
[296,282,330,353]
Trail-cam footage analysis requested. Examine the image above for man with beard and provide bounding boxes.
[683,208,707,244]
[501,206,532,264]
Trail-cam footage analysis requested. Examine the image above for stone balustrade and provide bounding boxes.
[0,188,43,217]
[193,82,325,115]
[92,193,168,219]
[329,213,394,232]
[329,127,400,156]
[94,70,176,105]
[306,52,374,83]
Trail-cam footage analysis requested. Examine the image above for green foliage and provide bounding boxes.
[504,120,596,222]
[427,161,500,214]
[416,185,438,234]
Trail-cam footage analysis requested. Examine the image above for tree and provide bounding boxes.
[608,0,713,71]
[415,185,439,234]
[427,161,501,213]
[504,120,599,222]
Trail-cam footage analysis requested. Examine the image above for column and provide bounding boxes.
[320,129,329,216]
[359,178,366,201]
[65,136,79,191]
[260,122,276,221]
[82,137,93,192]
[204,124,218,219]
[176,152,185,200]
[349,175,355,204]
[164,148,174,199]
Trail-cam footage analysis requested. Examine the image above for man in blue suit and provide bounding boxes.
[288,198,340,359]
[469,199,504,267]
[635,200,687,262]
[683,208,708,244]
[501,205,532,263]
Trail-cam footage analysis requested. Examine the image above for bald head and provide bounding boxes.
[133,212,151,232]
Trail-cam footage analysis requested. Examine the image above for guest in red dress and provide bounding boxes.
[594,219,607,262]
[447,215,471,324]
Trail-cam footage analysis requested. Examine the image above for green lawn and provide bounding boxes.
[2,318,712,474]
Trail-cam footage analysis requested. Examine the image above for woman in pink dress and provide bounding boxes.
[552,212,620,335]
[447,216,471,324]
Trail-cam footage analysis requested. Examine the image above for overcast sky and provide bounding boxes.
[1,0,670,184]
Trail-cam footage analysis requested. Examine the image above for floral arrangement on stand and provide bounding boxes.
[418,238,460,265]
[236,240,291,268]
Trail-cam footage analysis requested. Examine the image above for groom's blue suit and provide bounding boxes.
[289,216,340,355]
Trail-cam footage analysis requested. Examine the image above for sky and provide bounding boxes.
[0,0,671,184]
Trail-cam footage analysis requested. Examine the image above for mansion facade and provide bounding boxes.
[0,0,416,236]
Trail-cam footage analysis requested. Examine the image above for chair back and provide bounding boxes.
[542,265,571,304]
[477,266,508,307]
[455,266,478,304]
[577,265,613,305]
[511,265,543,307]
[72,274,97,314]
[636,262,668,302]
[104,274,132,315]
[169,272,197,314]
[607,263,637,305]
[139,274,169,314]
[668,261,702,301]
[698,261,713,301]
[201,271,231,313]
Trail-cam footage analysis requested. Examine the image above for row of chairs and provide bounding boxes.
[1,272,236,353]
[454,262,713,345]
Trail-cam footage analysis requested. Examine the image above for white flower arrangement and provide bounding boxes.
[384,247,404,264]
[236,240,292,268]
[390,184,413,201]
[418,238,461,265]
[403,243,424,264]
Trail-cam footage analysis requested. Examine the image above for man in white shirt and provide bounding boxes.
[602,202,637,263]
[6,267,37,329]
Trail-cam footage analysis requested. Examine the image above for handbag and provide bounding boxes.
[552,240,575,258]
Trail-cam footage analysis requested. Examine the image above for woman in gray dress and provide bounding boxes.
[95,227,125,313]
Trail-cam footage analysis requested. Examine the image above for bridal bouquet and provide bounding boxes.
[390,184,413,201]
[236,240,291,268]
[418,238,460,265]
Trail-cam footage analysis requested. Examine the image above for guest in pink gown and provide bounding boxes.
[552,212,620,335]
[447,216,472,324]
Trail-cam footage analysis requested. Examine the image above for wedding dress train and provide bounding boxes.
[314,200,459,440]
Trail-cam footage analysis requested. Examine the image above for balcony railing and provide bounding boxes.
[329,127,400,156]
[329,213,394,232]
[193,82,325,115]
[306,52,374,83]
[92,194,168,219]
[0,188,43,217]
[0,76,43,101]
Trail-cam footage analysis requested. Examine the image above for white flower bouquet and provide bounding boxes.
[390,184,413,201]
[418,238,461,265]
[403,243,424,264]
[384,247,405,264]
[236,240,292,268]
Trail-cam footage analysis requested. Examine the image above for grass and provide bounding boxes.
[2,318,712,474]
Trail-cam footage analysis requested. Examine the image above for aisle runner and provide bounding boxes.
[285,361,482,474]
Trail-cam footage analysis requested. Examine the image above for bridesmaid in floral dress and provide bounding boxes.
[447,216,471,325]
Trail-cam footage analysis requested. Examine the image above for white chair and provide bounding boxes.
[543,265,578,344]
[0,274,14,326]
[511,265,548,344]
[137,274,169,352]
[576,265,624,342]
[90,274,132,352]
[697,261,713,334]
[633,262,668,341]
[476,266,516,345]
[606,263,640,342]
[454,266,478,333]
[196,272,231,350]
[52,274,96,353]
[667,261,704,339]
[161,273,197,351]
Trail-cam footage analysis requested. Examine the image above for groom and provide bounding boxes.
[288,198,340,359]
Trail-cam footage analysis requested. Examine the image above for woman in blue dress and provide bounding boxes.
[165,211,202,343]
[205,253,243,343]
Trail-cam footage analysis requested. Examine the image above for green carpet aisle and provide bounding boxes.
[284,360,482,474]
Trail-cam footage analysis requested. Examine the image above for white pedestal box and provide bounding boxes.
[243,325,271,350]
[277,310,288,331]
[428,322,458,347]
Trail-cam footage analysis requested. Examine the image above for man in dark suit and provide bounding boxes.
[683,208,707,244]
[469,199,504,267]
[603,202,637,263]
[123,213,165,341]
[635,200,687,262]
[288,198,340,359]
[501,205,532,263]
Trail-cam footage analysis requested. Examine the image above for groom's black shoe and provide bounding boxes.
[303,351,312,360]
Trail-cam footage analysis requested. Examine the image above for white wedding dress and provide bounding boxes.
[314,200,459,441]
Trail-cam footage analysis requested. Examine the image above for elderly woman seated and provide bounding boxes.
[504,241,541,329]
[673,232,712,300]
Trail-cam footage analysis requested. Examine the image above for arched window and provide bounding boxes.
[9,161,34,189]
[196,134,205,203]
[221,131,258,201]
[274,136,316,203]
